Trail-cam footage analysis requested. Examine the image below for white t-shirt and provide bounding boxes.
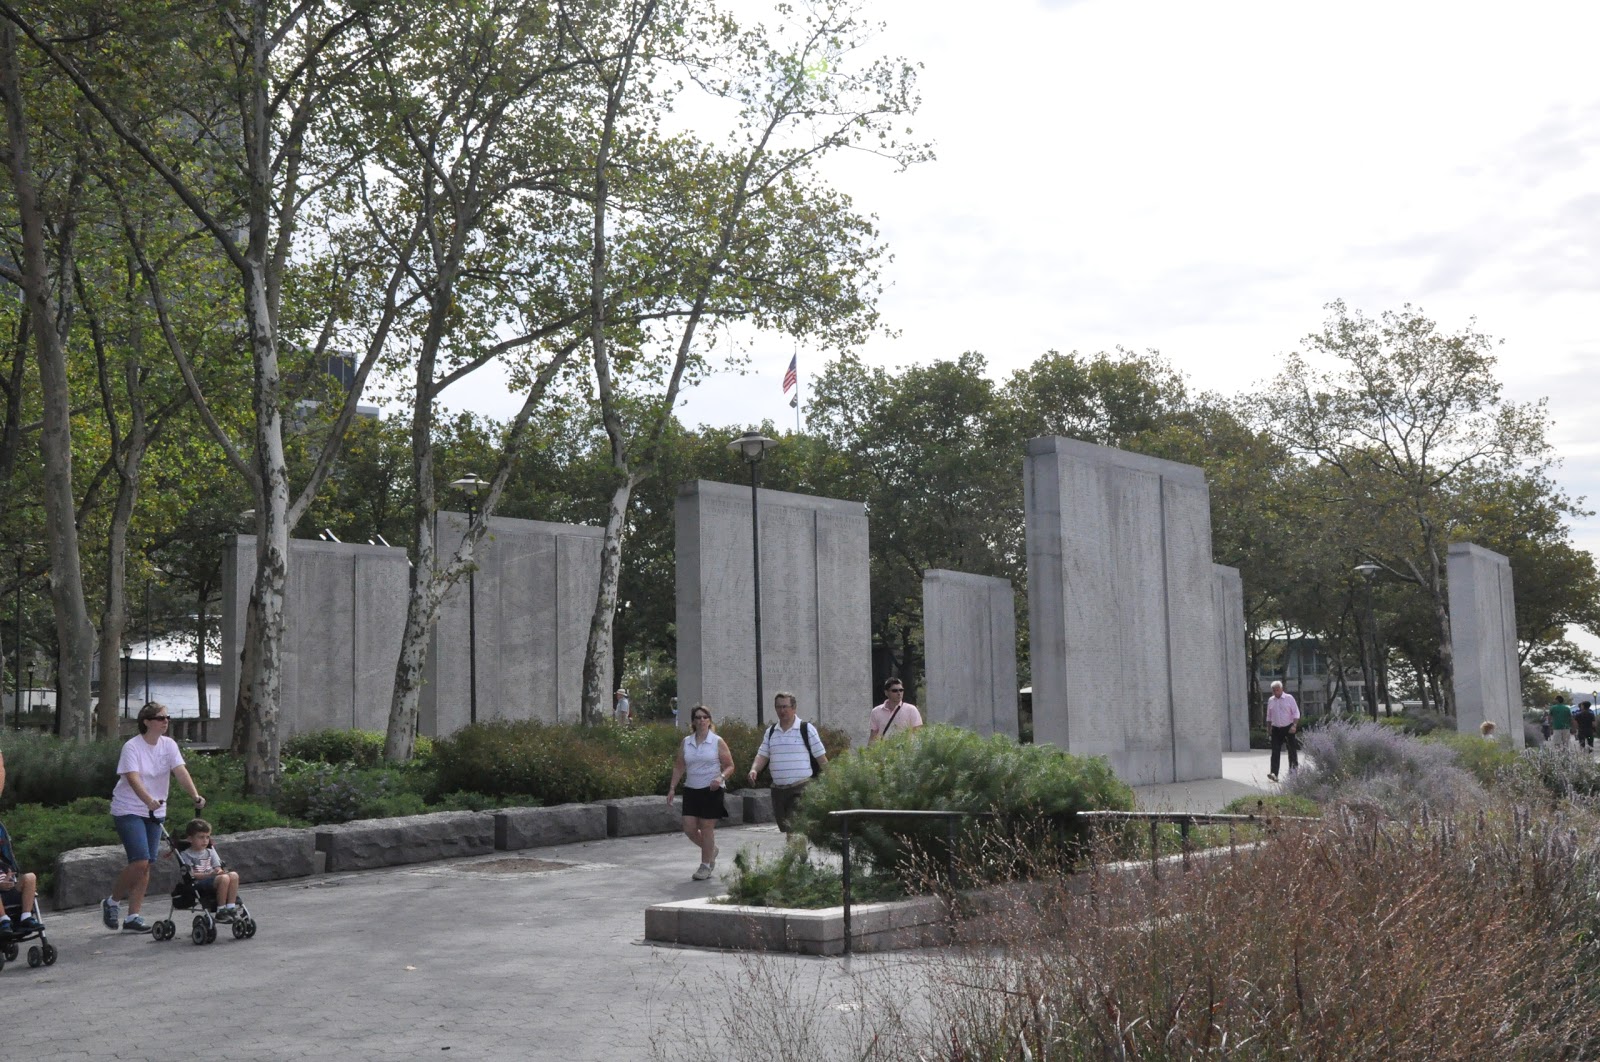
[681,732,725,789]
[614,696,631,721]
[757,718,827,786]
[110,735,186,819]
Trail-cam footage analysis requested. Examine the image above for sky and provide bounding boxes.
[435,0,1600,670]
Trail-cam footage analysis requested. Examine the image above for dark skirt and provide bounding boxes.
[681,786,728,820]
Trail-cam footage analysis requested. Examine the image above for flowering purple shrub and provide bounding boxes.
[1287,720,1484,814]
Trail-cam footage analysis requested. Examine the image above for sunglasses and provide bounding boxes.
[149,716,170,722]
[887,688,903,693]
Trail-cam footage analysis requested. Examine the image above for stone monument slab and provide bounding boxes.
[1023,438,1224,783]
[1213,565,1250,752]
[676,480,871,742]
[1448,542,1523,745]
[922,570,1018,737]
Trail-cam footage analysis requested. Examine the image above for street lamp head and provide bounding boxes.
[1354,562,1381,579]
[728,430,776,464]
[451,473,487,496]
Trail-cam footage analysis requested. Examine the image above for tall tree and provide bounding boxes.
[1262,301,1551,715]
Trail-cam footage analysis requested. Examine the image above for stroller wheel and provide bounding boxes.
[3,943,16,961]
[40,943,56,966]
[27,946,41,968]
[205,925,217,944]
[243,919,257,938]
[231,920,245,939]
[161,920,177,941]
[191,916,208,945]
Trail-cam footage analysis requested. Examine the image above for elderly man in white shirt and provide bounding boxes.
[1265,681,1300,782]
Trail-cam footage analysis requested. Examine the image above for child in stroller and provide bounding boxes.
[0,819,56,971]
[150,817,257,944]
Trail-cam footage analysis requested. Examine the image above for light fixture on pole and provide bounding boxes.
[728,431,777,727]
[451,474,487,727]
[1353,562,1381,720]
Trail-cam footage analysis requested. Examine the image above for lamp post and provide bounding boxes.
[1354,562,1382,720]
[728,431,777,727]
[451,474,486,727]
[122,646,132,718]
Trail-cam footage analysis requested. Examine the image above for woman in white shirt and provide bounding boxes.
[666,705,735,880]
[101,702,205,933]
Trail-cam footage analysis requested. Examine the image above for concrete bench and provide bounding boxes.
[315,810,495,873]
[596,795,684,837]
[52,826,319,911]
[742,789,774,825]
[493,804,607,851]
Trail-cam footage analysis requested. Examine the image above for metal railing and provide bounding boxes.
[827,808,994,956]
[1076,810,1317,877]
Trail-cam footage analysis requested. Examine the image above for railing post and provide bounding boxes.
[841,818,853,956]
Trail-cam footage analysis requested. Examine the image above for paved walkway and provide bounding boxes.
[12,756,1276,1061]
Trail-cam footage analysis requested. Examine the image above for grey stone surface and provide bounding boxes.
[676,480,871,743]
[644,893,954,956]
[52,827,319,910]
[493,804,608,851]
[922,570,1019,736]
[1023,437,1224,784]
[1448,542,1524,745]
[422,513,608,735]
[742,789,774,824]
[598,795,687,837]
[315,810,496,872]
[1213,565,1251,752]
[220,536,410,742]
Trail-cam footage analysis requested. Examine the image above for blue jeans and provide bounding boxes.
[113,815,164,864]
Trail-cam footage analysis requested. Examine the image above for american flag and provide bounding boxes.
[782,354,798,394]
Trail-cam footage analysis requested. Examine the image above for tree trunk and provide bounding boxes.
[2,25,95,739]
[581,479,633,725]
[194,578,210,729]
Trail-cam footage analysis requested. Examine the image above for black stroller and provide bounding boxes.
[0,820,56,971]
[149,815,257,945]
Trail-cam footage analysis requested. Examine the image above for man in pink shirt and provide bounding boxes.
[1265,681,1300,782]
[869,678,923,743]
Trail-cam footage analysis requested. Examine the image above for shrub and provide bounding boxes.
[1220,793,1323,818]
[1287,720,1484,815]
[1,801,118,896]
[1424,730,1522,787]
[721,844,902,909]
[792,725,1133,884]
[283,729,433,768]
[1513,743,1600,801]
[0,732,122,809]
[272,763,431,825]
[203,801,293,834]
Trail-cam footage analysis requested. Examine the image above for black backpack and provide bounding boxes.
[766,719,823,778]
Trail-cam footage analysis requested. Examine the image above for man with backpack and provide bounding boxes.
[747,691,829,833]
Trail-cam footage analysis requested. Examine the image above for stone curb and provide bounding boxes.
[494,804,607,851]
[315,810,497,873]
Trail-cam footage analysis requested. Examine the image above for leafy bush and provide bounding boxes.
[721,844,901,909]
[1220,793,1323,818]
[0,732,122,809]
[283,729,433,768]
[431,719,851,805]
[792,725,1133,883]
[272,762,431,825]
[1424,730,1522,787]
[1393,709,1451,736]
[1287,720,1484,815]
[1,800,118,895]
[202,801,293,834]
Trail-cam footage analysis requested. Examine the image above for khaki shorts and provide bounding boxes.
[770,779,812,833]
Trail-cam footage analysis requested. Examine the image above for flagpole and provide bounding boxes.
[794,352,802,433]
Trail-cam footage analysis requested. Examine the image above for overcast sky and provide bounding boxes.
[436,0,1600,671]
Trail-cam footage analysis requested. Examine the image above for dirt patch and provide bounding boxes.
[456,858,577,875]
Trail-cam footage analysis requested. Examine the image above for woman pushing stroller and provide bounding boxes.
[102,702,206,934]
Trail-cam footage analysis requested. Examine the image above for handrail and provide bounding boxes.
[827,808,995,956]
[1077,809,1318,877]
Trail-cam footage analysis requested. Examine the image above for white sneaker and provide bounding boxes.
[692,863,712,881]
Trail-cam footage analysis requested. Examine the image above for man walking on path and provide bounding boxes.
[868,678,923,743]
[1549,695,1574,747]
[1575,701,1596,751]
[1265,681,1300,783]
[747,692,828,833]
